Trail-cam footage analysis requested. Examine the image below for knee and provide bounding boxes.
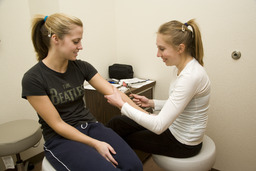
[133,160,143,171]
[119,158,143,171]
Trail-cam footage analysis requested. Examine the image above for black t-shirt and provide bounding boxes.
[22,60,97,141]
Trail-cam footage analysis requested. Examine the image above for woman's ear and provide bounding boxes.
[51,34,59,44]
[178,44,185,54]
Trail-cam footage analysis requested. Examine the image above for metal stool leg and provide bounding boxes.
[16,154,25,171]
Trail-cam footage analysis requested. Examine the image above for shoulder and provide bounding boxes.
[71,59,91,66]
[22,62,45,90]
[69,59,98,80]
[23,62,42,80]
[24,62,41,74]
[184,59,208,78]
[179,59,210,87]
[70,60,96,70]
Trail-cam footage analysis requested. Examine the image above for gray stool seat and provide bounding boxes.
[0,119,42,170]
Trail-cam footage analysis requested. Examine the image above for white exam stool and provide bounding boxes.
[152,135,216,171]
[42,157,56,171]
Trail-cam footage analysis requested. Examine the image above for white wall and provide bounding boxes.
[1,0,256,170]
[0,1,38,170]
[0,0,35,124]
[59,0,116,79]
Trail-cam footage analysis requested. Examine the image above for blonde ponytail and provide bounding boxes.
[158,19,204,66]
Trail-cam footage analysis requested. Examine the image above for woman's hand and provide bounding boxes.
[104,86,125,109]
[130,94,153,108]
[94,140,118,167]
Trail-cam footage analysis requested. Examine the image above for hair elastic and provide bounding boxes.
[44,16,48,22]
[182,22,189,32]
[181,25,186,32]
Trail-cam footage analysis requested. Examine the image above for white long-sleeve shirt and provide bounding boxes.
[121,58,210,145]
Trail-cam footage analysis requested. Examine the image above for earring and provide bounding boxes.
[48,28,51,37]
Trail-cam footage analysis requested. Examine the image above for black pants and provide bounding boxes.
[44,122,143,171]
[106,115,202,158]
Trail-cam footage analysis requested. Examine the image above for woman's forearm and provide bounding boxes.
[53,120,99,147]
[120,91,148,113]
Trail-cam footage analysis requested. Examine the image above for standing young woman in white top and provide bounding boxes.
[105,19,211,158]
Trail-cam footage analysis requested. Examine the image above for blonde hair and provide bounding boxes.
[31,13,83,61]
[158,19,204,66]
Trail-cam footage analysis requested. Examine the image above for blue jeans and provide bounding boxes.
[44,122,143,171]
